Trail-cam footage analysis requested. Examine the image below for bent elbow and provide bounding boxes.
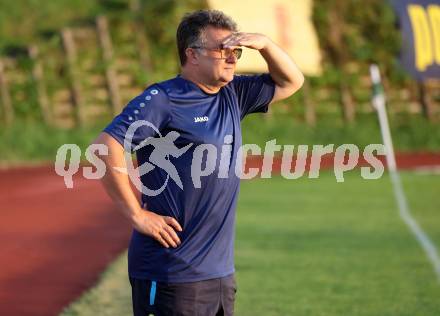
[285,75,304,97]
[293,74,305,92]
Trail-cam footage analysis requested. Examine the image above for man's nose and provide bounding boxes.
[226,54,238,64]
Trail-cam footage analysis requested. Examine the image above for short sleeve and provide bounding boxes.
[103,85,171,152]
[232,73,276,119]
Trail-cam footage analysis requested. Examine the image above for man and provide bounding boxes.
[94,9,304,316]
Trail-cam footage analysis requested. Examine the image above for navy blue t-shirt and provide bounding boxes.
[104,73,275,282]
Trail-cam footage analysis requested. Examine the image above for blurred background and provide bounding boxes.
[0,0,439,161]
[0,0,439,316]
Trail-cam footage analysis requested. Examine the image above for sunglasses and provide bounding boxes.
[191,45,243,60]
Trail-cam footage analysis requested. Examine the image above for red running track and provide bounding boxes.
[245,152,440,173]
[0,165,131,316]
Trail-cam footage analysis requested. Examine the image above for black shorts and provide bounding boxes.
[129,273,237,316]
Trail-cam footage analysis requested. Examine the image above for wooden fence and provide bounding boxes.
[0,16,439,128]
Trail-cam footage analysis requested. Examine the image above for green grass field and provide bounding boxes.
[60,171,440,316]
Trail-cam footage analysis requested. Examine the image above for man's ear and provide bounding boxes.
[185,48,199,65]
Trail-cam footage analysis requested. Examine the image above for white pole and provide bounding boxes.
[369,64,440,281]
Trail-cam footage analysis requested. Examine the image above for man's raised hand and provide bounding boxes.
[222,32,270,51]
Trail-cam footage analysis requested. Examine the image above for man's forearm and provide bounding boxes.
[94,133,143,224]
[222,31,304,92]
[260,39,304,90]
[94,133,183,248]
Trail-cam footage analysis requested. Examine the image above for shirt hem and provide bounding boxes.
[128,268,236,283]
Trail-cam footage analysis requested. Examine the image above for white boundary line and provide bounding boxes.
[389,171,440,280]
[370,64,440,282]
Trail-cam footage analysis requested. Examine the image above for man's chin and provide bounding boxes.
[219,73,235,84]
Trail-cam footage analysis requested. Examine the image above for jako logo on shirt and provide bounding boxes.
[194,116,209,123]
